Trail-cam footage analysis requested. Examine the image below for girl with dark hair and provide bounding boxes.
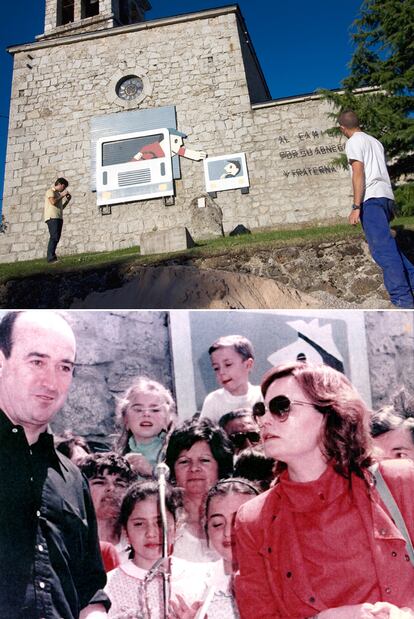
[165,417,234,562]
[104,481,217,618]
[170,479,260,619]
[235,362,414,619]
[203,479,259,618]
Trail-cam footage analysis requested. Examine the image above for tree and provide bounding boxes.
[322,0,414,180]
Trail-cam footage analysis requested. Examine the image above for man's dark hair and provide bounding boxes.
[0,311,22,359]
[55,177,68,188]
[337,110,360,129]
[79,452,135,483]
[218,409,254,429]
[371,387,414,444]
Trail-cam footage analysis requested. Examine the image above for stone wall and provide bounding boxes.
[2,7,352,263]
[51,310,173,443]
[248,97,351,227]
[43,310,414,443]
[364,310,414,409]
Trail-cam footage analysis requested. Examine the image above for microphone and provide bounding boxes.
[155,462,171,615]
[155,462,170,482]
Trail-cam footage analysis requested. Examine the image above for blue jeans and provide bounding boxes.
[46,218,63,261]
[360,197,414,308]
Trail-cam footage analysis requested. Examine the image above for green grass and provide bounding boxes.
[1,215,413,284]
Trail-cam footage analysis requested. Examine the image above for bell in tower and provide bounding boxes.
[40,0,151,39]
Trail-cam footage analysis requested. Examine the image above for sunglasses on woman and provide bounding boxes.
[228,431,261,449]
[253,395,316,423]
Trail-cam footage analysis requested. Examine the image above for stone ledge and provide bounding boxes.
[140,227,195,256]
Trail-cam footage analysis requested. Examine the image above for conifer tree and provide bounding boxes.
[323,0,414,180]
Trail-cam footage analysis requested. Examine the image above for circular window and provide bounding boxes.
[116,75,144,101]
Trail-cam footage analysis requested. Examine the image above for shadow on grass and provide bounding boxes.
[0,262,133,309]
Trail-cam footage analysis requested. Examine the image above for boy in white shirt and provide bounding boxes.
[199,335,262,424]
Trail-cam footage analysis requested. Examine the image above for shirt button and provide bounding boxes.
[318,492,325,501]
[12,428,18,433]
[391,551,397,557]
[405,554,410,561]
[385,587,392,594]
[286,571,292,578]
[38,544,44,552]
[36,510,41,517]
[309,596,315,603]
[268,547,272,553]
[30,477,34,482]
[379,528,387,536]
[38,581,45,589]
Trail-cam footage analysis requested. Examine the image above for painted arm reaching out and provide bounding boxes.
[179,147,207,161]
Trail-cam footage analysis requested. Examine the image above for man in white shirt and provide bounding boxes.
[338,110,414,308]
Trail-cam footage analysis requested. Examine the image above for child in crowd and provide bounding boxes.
[80,452,135,562]
[105,481,219,618]
[170,478,260,619]
[200,335,262,424]
[115,376,177,479]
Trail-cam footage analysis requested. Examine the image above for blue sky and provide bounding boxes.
[0,0,364,217]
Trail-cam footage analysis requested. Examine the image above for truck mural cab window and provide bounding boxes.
[96,128,174,205]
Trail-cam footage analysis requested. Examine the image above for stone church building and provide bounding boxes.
[2,0,353,263]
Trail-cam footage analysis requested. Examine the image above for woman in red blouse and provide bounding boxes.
[234,362,414,619]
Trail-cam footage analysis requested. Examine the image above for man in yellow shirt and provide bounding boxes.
[44,177,71,262]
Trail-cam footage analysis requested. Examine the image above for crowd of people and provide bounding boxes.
[1,310,414,619]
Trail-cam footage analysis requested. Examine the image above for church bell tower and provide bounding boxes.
[40,0,151,39]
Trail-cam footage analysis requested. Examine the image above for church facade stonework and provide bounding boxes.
[2,1,352,263]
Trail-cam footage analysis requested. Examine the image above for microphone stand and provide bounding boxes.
[156,463,171,617]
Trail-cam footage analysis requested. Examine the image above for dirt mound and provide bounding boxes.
[70,265,322,309]
[3,230,410,308]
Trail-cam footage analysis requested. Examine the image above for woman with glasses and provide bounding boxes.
[234,362,414,619]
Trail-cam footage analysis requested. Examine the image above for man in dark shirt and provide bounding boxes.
[0,310,109,619]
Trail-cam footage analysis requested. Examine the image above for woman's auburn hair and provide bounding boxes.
[261,362,374,480]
